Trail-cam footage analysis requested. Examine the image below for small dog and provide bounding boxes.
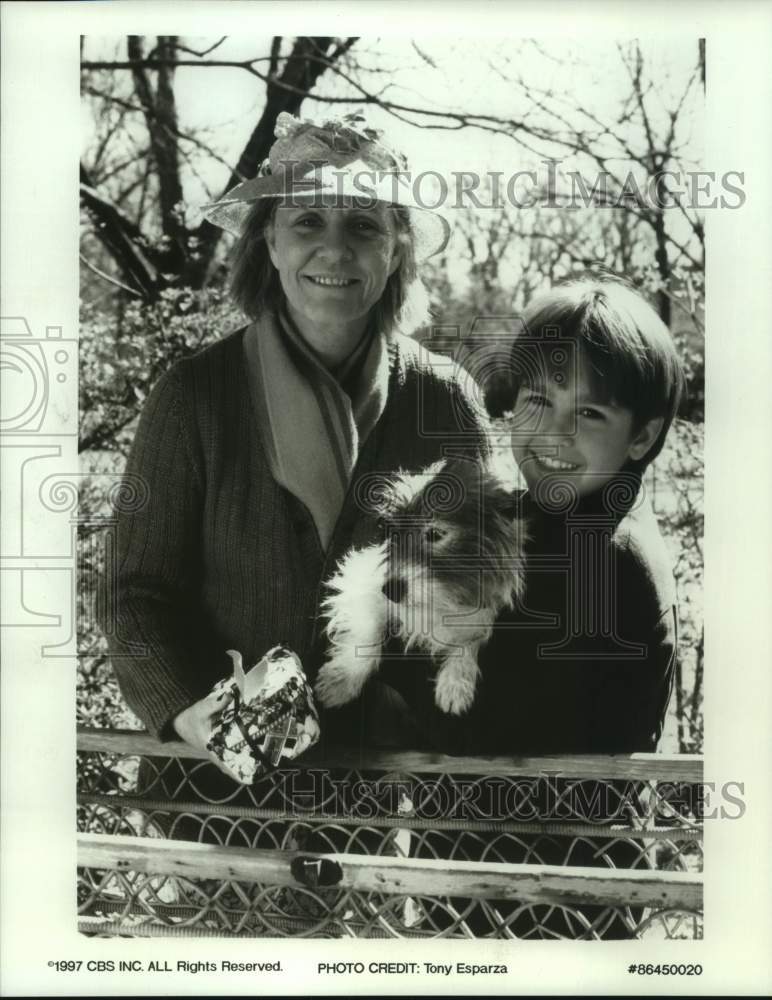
[315,457,527,715]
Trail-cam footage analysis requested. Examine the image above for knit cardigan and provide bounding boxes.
[100,327,490,740]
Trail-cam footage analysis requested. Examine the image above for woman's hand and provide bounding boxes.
[172,687,233,752]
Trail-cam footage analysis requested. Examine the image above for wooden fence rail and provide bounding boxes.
[79,833,703,910]
[76,727,704,782]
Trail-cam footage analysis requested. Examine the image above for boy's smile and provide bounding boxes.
[531,454,580,471]
[510,355,661,501]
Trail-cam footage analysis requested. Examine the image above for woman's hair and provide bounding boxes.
[228,197,431,337]
[510,277,685,468]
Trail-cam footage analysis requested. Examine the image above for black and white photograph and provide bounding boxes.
[1,1,771,995]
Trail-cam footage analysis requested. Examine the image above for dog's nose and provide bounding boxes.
[382,576,407,604]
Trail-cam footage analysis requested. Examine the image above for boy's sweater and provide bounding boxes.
[469,471,678,754]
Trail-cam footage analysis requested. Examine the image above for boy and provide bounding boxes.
[472,277,685,756]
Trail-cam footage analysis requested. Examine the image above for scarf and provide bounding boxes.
[243,310,391,552]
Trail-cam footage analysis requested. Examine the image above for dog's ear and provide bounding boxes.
[491,487,528,521]
[433,456,485,513]
[358,472,400,522]
[440,454,476,472]
[438,455,483,487]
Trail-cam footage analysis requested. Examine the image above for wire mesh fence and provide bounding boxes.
[77,729,703,940]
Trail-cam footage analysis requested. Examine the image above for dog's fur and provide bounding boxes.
[315,457,527,715]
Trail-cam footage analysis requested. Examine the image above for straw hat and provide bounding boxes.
[202,111,450,262]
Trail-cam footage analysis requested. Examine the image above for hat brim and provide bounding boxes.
[201,162,451,261]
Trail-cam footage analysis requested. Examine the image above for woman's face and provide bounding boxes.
[266,200,402,365]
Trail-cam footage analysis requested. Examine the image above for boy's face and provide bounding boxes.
[510,353,661,501]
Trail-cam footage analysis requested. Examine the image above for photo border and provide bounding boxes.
[2,1,771,995]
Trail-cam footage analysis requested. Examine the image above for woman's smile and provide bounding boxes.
[304,274,360,289]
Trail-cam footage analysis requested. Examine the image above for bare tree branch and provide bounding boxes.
[83,84,243,183]
[171,37,228,59]
[79,253,144,297]
[80,162,160,298]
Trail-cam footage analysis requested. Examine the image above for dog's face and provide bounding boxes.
[318,456,528,715]
[376,458,524,642]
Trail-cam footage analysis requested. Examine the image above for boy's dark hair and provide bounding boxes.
[510,278,685,468]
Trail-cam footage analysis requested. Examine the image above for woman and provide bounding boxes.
[101,112,490,756]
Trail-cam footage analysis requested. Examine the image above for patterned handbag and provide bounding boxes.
[206,645,321,785]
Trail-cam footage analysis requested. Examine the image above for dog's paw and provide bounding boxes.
[315,659,370,708]
[434,668,476,716]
